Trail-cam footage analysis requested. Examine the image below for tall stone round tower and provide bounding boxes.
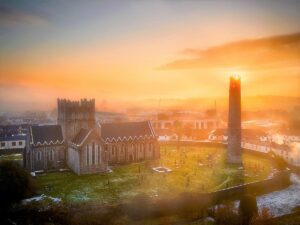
[227,75,242,164]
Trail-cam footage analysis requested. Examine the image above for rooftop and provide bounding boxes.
[30,125,64,145]
[100,121,155,142]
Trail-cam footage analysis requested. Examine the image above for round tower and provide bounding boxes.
[227,75,242,164]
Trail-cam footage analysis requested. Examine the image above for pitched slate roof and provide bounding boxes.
[71,128,91,145]
[0,134,26,142]
[30,125,64,146]
[100,121,155,143]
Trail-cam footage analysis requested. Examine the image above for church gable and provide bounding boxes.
[70,128,100,147]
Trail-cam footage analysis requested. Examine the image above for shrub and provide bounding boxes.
[0,160,36,210]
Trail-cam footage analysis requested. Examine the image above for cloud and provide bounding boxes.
[160,33,300,71]
[0,6,48,26]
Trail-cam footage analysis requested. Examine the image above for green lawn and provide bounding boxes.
[0,153,23,161]
[36,145,273,203]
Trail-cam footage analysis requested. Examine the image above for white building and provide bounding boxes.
[241,141,271,154]
[208,128,300,167]
[152,119,220,130]
[0,134,26,151]
[271,131,300,144]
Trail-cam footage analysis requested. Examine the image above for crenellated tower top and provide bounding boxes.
[57,98,96,140]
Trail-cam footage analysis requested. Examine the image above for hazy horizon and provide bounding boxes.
[0,95,299,113]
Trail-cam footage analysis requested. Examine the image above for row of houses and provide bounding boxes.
[209,128,300,167]
[151,119,220,130]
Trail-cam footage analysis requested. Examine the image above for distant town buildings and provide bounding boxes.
[152,119,220,130]
[209,128,300,167]
[151,118,221,141]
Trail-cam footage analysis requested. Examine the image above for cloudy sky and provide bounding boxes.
[0,0,299,110]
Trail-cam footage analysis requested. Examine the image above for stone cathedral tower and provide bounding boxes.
[57,98,95,141]
[227,76,242,164]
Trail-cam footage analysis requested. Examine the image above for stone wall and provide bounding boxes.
[30,145,65,171]
[67,146,80,174]
[107,140,159,164]
[123,169,291,220]
[79,141,107,175]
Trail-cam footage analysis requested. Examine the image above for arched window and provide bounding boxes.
[98,144,101,163]
[92,142,95,164]
[36,151,42,161]
[49,150,54,161]
[95,144,98,165]
[86,144,89,165]
[112,146,117,155]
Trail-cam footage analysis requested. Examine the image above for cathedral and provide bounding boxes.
[25,99,160,175]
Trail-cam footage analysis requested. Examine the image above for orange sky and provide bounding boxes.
[0,1,299,111]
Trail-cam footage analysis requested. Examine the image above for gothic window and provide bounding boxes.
[89,144,92,165]
[86,145,89,165]
[92,142,95,164]
[36,151,42,161]
[95,144,98,165]
[98,144,101,163]
[112,146,117,156]
[49,150,54,161]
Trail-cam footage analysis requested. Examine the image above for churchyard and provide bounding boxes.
[35,145,273,203]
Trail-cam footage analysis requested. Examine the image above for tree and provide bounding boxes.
[239,194,258,225]
[0,160,36,211]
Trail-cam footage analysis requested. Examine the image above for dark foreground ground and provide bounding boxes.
[3,202,300,225]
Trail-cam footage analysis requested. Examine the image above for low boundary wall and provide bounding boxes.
[159,140,273,159]
[124,169,291,220]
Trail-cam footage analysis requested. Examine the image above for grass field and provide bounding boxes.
[0,153,23,161]
[35,145,273,203]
